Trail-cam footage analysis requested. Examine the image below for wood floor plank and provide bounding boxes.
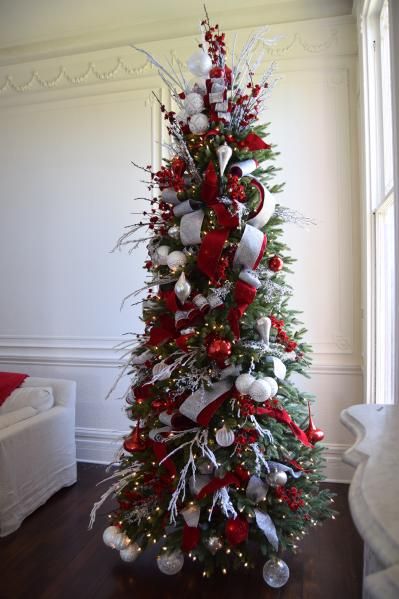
[0,463,363,599]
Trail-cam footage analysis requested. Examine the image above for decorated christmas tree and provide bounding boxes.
[91,12,335,589]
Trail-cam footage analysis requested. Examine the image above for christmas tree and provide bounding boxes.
[91,13,336,588]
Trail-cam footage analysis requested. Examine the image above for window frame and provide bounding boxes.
[359,0,398,404]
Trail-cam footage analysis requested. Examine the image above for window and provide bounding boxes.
[362,0,396,404]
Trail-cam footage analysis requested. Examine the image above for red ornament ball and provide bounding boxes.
[268,255,284,272]
[225,516,249,545]
[207,338,232,367]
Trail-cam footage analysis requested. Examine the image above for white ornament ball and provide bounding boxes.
[187,77,207,95]
[263,377,278,397]
[262,558,290,588]
[215,424,235,447]
[176,110,188,124]
[113,532,131,551]
[187,50,212,77]
[184,92,204,116]
[120,542,140,562]
[155,245,170,265]
[103,526,121,548]
[248,379,272,403]
[235,373,255,395]
[189,113,209,135]
[157,550,184,575]
[166,250,187,270]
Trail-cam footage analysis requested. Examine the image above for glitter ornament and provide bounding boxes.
[235,373,255,395]
[167,250,187,270]
[168,225,180,240]
[248,379,272,403]
[268,255,284,272]
[187,50,212,77]
[154,245,170,265]
[207,338,232,367]
[205,536,223,555]
[103,526,121,548]
[157,550,184,575]
[189,113,209,135]
[215,424,235,447]
[256,316,272,345]
[267,469,288,487]
[262,558,290,588]
[174,272,191,304]
[263,376,278,397]
[110,532,131,551]
[120,542,140,562]
[197,457,215,475]
[184,92,205,116]
[216,142,233,177]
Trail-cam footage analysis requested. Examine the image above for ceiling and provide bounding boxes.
[0,0,354,61]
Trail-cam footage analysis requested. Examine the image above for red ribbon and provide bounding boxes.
[196,389,231,427]
[182,524,200,551]
[197,228,230,282]
[243,132,271,151]
[148,314,177,346]
[228,279,257,338]
[256,406,313,447]
[196,472,240,499]
[151,441,177,476]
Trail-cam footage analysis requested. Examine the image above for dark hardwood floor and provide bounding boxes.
[0,463,362,599]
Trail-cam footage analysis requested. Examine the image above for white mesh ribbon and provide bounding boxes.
[180,209,204,245]
[179,379,233,423]
[254,509,279,551]
[233,224,266,269]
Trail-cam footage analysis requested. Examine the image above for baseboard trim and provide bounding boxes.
[75,427,353,483]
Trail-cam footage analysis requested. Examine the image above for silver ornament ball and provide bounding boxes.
[157,550,184,575]
[168,225,180,240]
[112,532,131,551]
[120,542,140,562]
[262,558,290,588]
[267,470,288,487]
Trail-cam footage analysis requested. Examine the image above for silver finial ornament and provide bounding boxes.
[174,272,191,304]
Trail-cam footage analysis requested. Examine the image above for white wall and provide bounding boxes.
[0,10,360,481]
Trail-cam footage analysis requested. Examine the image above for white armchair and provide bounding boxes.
[0,377,77,537]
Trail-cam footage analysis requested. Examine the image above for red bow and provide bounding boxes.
[196,472,240,499]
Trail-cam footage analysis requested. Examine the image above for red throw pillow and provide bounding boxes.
[0,372,29,406]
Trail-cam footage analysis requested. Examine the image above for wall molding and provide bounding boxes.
[75,426,353,482]
[0,335,362,374]
[0,16,357,104]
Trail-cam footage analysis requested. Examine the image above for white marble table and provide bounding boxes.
[341,404,399,599]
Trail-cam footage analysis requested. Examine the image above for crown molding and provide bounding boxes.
[0,16,357,103]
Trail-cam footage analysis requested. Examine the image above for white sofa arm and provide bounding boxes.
[22,377,76,409]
